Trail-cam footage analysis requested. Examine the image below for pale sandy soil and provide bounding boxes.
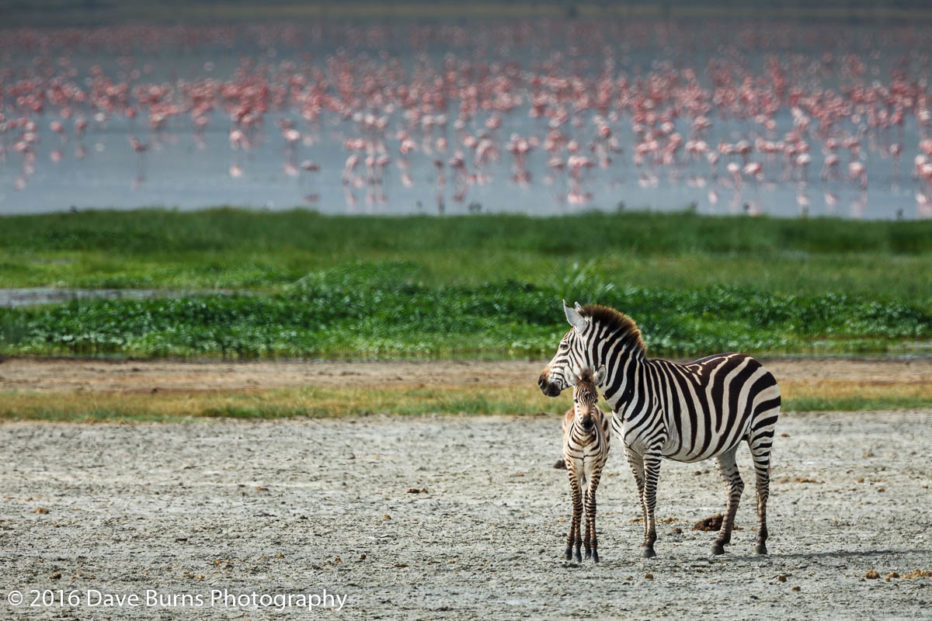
[0,411,930,619]
[0,357,929,394]
[0,358,930,618]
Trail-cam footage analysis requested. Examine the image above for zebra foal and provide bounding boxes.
[561,365,611,562]
[539,301,780,558]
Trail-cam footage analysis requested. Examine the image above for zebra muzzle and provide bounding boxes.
[538,374,562,397]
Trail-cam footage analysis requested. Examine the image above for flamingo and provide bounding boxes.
[848,161,868,189]
[0,19,927,218]
[129,136,148,182]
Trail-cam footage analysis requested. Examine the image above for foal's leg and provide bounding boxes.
[712,446,744,555]
[566,466,583,561]
[584,467,603,562]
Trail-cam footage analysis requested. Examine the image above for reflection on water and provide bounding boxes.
[1,19,931,219]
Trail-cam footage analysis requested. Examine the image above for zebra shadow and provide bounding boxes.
[719,548,930,562]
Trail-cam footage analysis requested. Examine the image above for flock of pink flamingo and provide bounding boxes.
[1,20,932,217]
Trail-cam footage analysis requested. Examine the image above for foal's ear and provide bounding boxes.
[563,299,588,333]
[595,365,607,386]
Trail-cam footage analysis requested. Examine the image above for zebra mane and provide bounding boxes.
[573,367,599,403]
[580,305,646,353]
[576,367,596,384]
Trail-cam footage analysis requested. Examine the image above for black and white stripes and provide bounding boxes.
[540,301,780,557]
[561,366,611,562]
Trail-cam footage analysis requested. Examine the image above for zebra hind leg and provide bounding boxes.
[712,447,744,556]
[749,431,774,555]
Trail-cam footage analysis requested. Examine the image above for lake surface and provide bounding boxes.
[1,19,930,219]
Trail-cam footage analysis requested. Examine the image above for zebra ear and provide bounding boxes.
[594,365,607,386]
[563,299,588,333]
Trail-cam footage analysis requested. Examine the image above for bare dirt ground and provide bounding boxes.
[0,413,929,617]
[0,359,930,619]
[1,357,930,394]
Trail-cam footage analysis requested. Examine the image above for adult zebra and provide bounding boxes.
[538,301,781,558]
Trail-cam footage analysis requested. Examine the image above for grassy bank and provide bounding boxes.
[2,208,929,294]
[1,209,930,359]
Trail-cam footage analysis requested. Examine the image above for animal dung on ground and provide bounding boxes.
[901,569,932,579]
[693,514,724,531]
[776,476,822,484]
[406,488,428,494]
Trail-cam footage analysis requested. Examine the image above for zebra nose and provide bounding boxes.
[538,374,559,396]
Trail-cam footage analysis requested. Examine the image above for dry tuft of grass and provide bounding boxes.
[779,377,931,412]
[1,370,929,423]
[0,384,567,422]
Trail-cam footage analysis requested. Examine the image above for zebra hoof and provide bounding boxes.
[585,549,591,559]
[711,542,726,555]
[641,546,656,558]
[756,543,768,555]
[565,547,573,561]
[592,550,600,563]
[574,550,582,562]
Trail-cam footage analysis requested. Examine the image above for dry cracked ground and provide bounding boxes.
[1,407,930,619]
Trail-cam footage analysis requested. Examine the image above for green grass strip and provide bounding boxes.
[1,209,929,359]
[1,270,928,358]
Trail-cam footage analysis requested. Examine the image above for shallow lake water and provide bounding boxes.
[1,19,930,219]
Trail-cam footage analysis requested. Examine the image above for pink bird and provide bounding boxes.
[342,154,360,185]
[848,161,867,189]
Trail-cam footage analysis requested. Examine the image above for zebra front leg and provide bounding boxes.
[712,447,744,555]
[625,447,649,552]
[566,468,584,561]
[641,452,662,558]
